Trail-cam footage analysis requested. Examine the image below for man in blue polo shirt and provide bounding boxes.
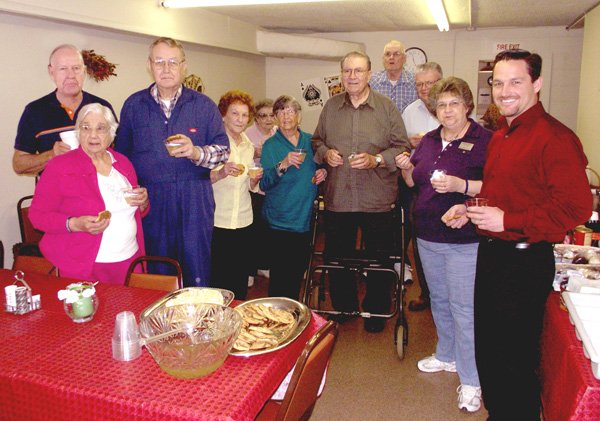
[13,44,115,176]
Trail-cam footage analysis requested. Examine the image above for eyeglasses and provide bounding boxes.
[435,100,464,111]
[151,58,185,69]
[53,65,84,75]
[257,113,275,119]
[79,124,109,135]
[276,107,297,116]
[342,68,368,77]
[416,80,439,89]
[384,51,404,58]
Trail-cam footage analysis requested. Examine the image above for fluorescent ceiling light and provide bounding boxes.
[161,0,340,7]
[426,0,449,32]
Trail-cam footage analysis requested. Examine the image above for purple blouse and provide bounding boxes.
[411,119,492,244]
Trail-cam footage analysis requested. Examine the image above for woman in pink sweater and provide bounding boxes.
[29,103,149,284]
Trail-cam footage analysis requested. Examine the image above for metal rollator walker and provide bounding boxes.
[302,196,408,359]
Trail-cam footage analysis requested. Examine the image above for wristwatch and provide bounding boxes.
[374,154,383,167]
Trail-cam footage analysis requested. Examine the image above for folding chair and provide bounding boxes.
[125,256,183,292]
[256,321,339,421]
[12,254,58,276]
[17,195,43,244]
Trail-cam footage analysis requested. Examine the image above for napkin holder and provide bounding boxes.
[4,270,41,315]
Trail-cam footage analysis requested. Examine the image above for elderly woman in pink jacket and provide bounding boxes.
[29,103,149,284]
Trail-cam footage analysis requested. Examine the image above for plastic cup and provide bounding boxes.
[164,139,182,156]
[430,169,447,181]
[465,198,489,208]
[60,130,79,149]
[122,185,141,206]
[295,148,306,163]
[112,311,142,361]
[248,164,262,178]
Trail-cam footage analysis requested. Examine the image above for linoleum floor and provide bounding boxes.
[248,273,490,421]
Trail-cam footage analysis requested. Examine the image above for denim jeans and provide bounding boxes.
[417,238,480,387]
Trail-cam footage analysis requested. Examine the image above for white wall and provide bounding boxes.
[266,26,584,135]
[577,5,600,173]
[0,12,266,268]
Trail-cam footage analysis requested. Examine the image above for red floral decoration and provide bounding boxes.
[82,49,117,82]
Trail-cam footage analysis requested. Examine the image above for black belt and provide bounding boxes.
[483,238,552,250]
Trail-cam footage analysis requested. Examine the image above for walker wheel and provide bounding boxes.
[396,325,405,359]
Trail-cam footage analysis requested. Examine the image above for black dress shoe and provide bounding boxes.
[364,318,385,333]
[408,298,430,312]
[328,314,354,324]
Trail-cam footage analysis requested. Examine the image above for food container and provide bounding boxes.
[139,303,242,379]
[561,292,600,379]
[574,225,593,246]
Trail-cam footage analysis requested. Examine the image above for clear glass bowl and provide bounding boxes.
[139,303,242,379]
[63,294,99,323]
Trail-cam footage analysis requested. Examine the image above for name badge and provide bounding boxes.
[458,142,474,151]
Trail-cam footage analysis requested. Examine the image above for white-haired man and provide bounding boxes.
[369,40,417,114]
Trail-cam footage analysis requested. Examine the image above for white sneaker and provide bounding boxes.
[417,355,457,373]
[257,269,270,278]
[393,263,413,283]
[248,276,254,287]
[457,385,482,412]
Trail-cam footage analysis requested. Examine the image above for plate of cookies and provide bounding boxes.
[230,297,311,356]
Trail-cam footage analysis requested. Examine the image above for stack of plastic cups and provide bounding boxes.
[112,311,142,361]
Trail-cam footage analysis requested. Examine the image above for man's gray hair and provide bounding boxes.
[416,62,443,77]
[340,51,371,71]
[75,103,118,140]
[383,40,406,55]
[148,37,186,60]
[49,44,83,66]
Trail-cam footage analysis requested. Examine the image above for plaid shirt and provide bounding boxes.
[150,84,182,119]
[193,144,229,169]
[369,69,417,113]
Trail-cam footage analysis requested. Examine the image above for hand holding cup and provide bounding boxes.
[164,134,196,159]
[285,150,304,169]
[324,149,343,167]
[465,198,505,232]
[123,185,148,209]
[248,164,263,180]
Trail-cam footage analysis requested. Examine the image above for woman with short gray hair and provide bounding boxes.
[259,95,326,299]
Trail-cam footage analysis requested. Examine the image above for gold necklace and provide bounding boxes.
[442,121,470,142]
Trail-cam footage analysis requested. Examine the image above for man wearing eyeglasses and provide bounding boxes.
[115,37,229,288]
[13,44,116,176]
[313,51,410,333]
[369,40,417,114]
[394,62,445,314]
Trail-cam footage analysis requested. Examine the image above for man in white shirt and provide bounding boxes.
[402,62,443,149]
[400,62,443,312]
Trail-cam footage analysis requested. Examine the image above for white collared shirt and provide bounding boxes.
[401,99,440,137]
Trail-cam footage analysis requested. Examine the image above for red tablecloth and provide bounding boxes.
[540,293,600,421]
[0,269,325,420]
